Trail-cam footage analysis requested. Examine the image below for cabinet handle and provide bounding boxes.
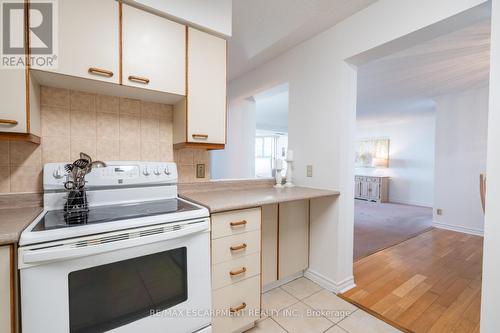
[88,67,114,77]
[128,75,150,84]
[230,302,247,313]
[0,119,18,125]
[230,243,247,251]
[192,134,209,140]
[229,267,247,276]
[230,220,247,228]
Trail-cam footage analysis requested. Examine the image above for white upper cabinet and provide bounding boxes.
[33,0,119,83]
[187,27,226,144]
[0,69,27,134]
[122,4,186,95]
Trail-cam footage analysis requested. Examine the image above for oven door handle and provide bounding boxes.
[22,222,208,265]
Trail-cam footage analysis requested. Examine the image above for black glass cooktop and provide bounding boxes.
[33,199,200,232]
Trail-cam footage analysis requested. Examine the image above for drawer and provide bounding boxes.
[212,275,260,333]
[211,208,261,239]
[212,230,260,265]
[212,252,260,290]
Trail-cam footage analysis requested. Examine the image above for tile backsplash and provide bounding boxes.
[175,148,211,183]
[0,86,209,194]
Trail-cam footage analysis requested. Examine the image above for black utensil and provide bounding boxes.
[64,164,74,173]
[73,158,90,169]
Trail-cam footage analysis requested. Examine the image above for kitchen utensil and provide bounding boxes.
[73,158,90,169]
[64,164,74,174]
[80,152,92,163]
[91,160,107,168]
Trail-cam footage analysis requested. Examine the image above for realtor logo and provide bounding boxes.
[1,0,58,68]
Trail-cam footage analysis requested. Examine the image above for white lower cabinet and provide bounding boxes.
[211,208,261,333]
[261,205,278,287]
[0,245,14,333]
[354,176,389,203]
[212,276,261,333]
[212,253,260,290]
[209,202,311,331]
[260,201,310,288]
[278,201,309,279]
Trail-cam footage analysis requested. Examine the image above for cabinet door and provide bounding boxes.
[0,69,27,133]
[122,4,185,94]
[187,27,226,144]
[370,182,380,200]
[261,204,278,287]
[354,180,361,198]
[33,0,119,83]
[278,201,309,279]
[0,245,13,333]
[360,181,369,198]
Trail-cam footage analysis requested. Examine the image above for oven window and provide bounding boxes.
[68,247,187,333]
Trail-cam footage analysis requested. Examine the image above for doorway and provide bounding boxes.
[342,11,491,333]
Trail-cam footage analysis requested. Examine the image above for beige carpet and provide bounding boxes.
[354,200,433,260]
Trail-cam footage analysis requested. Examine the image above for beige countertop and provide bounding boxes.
[181,186,340,213]
[0,207,43,245]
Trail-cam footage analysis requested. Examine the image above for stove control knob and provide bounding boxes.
[143,167,151,176]
[53,167,64,179]
[154,167,161,176]
[164,167,171,176]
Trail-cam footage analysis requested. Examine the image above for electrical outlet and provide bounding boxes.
[307,165,313,177]
[196,164,205,178]
[436,208,443,216]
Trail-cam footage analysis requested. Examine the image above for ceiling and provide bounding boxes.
[357,18,491,120]
[254,83,289,132]
[228,0,377,80]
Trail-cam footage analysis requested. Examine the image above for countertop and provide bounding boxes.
[181,186,340,213]
[0,207,43,245]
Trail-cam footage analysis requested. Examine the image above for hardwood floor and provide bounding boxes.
[341,228,483,333]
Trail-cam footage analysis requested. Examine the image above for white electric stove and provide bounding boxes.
[18,161,212,333]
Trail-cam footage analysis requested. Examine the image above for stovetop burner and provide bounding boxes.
[33,198,200,232]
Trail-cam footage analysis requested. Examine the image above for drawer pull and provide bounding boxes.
[192,134,209,140]
[128,75,150,84]
[229,267,247,276]
[230,243,247,252]
[230,302,247,313]
[0,119,18,125]
[230,220,247,228]
[88,67,114,77]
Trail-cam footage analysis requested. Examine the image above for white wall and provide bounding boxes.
[481,0,500,330]
[210,99,256,179]
[356,112,436,207]
[433,87,489,235]
[228,0,489,291]
[127,0,232,36]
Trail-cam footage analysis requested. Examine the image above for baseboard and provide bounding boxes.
[262,271,304,293]
[389,199,432,208]
[432,222,484,236]
[304,269,356,294]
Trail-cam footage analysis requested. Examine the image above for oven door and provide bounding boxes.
[19,219,211,333]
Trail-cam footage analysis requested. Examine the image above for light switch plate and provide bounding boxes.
[196,164,205,178]
[307,165,313,177]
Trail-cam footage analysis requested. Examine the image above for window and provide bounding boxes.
[255,133,288,178]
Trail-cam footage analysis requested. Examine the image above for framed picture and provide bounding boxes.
[355,138,390,168]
